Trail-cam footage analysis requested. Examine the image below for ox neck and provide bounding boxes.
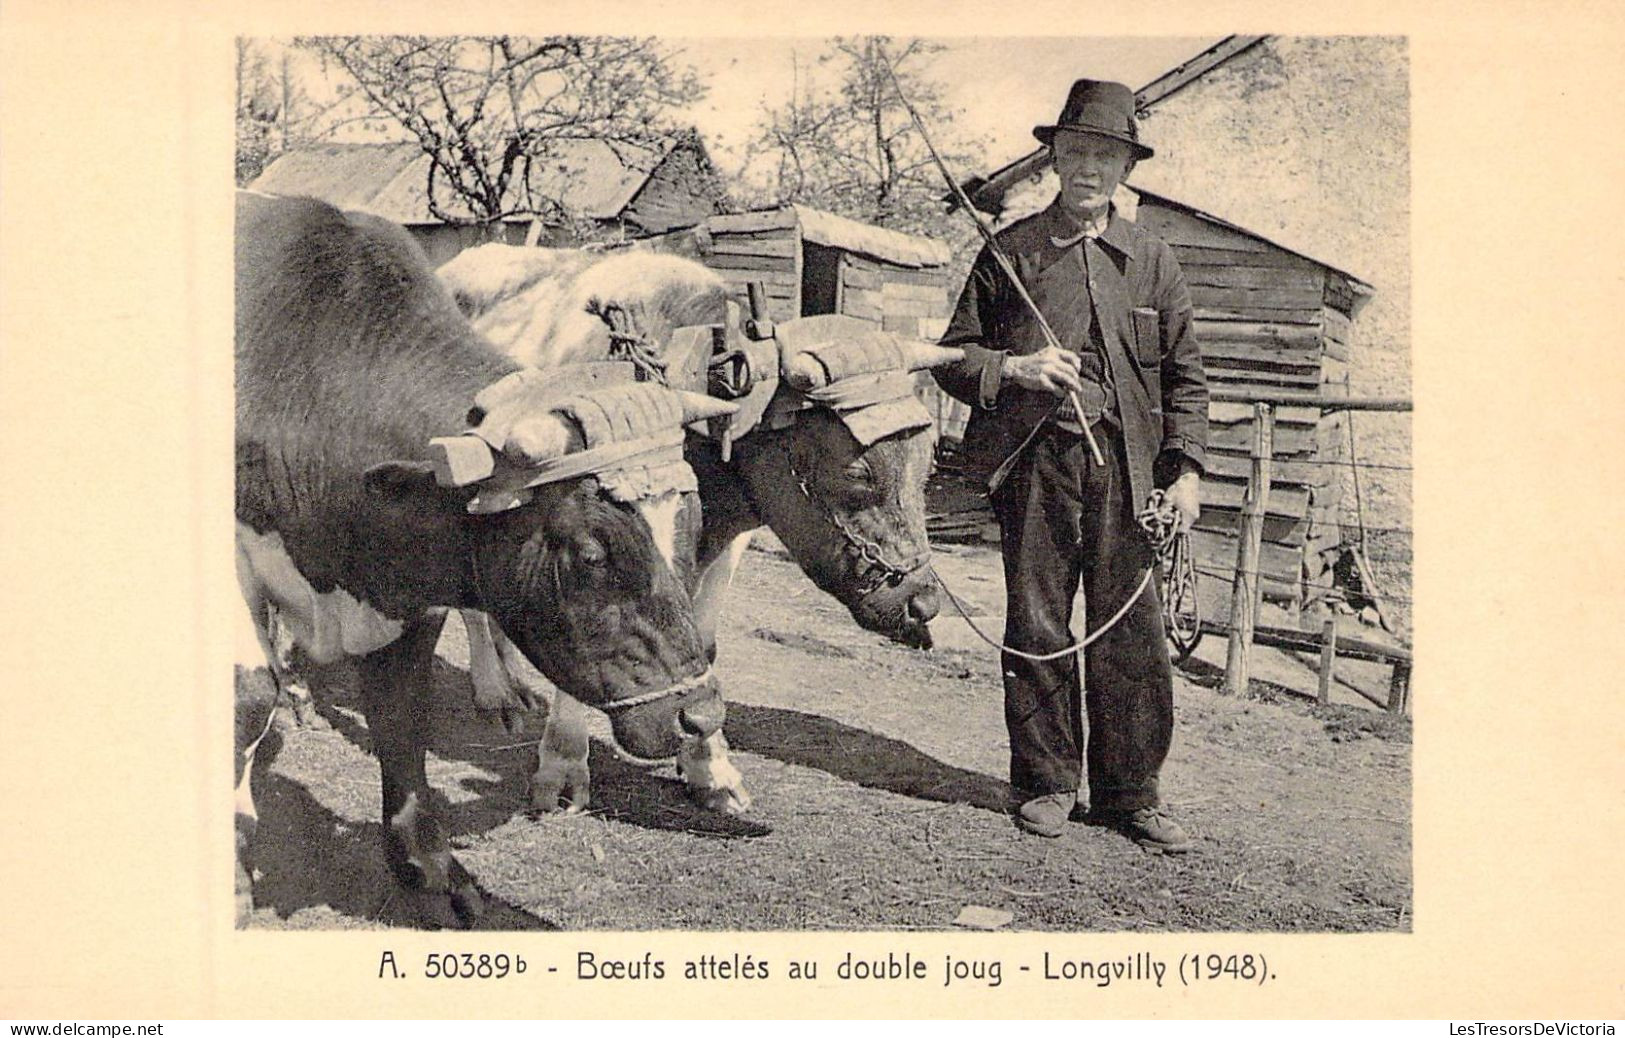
[684,435,764,572]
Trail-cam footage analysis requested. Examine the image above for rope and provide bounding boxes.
[924,488,1191,662]
[929,562,1156,661]
[586,298,667,385]
[596,666,716,713]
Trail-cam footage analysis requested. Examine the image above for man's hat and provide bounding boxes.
[1033,78,1154,160]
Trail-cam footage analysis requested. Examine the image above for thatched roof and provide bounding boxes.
[248,138,672,225]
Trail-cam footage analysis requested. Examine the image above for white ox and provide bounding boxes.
[436,243,960,815]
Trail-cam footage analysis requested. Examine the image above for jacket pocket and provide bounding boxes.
[1131,306,1161,367]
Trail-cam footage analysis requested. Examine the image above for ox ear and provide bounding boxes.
[363,461,472,510]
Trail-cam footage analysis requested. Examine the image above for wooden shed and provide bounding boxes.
[1133,187,1373,613]
[636,204,955,332]
[927,185,1374,618]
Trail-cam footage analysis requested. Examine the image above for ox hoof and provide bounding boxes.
[234,863,255,927]
[273,692,331,732]
[529,758,591,815]
[390,851,484,930]
[676,734,751,815]
[472,701,529,736]
[406,883,485,930]
[689,784,753,816]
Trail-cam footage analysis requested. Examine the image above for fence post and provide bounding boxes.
[1387,661,1412,715]
[1317,617,1338,704]
[1224,402,1275,695]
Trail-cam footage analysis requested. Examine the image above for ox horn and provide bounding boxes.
[902,341,965,371]
[675,390,740,425]
[783,352,830,392]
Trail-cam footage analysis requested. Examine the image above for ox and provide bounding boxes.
[234,193,733,927]
[435,244,962,814]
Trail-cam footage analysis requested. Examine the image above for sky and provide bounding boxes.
[674,36,1220,177]
[266,35,1222,183]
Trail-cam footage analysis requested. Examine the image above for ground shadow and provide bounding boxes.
[247,766,557,931]
[281,659,1006,839]
[577,743,773,838]
[292,658,771,839]
[722,702,1012,813]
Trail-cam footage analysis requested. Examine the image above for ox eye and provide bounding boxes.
[844,461,873,484]
[577,538,607,566]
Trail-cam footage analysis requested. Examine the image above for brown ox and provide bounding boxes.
[235,194,733,927]
[435,244,960,814]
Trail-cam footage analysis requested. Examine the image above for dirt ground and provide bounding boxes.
[242,538,1411,933]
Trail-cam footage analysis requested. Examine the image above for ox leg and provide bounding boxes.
[490,617,549,724]
[530,692,591,814]
[232,567,282,926]
[672,532,753,815]
[463,609,539,734]
[356,615,482,928]
[691,529,754,661]
[266,605,328,731]
[234,664,277,925]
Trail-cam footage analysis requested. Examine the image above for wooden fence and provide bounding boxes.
[1216,395,1413,713]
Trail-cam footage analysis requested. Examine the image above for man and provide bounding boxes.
[935,79,1208,849]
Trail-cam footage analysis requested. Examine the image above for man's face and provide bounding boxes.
[1052,130,1136,218]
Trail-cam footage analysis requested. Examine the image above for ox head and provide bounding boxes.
[377,378,737,759]
[726,316,962,649]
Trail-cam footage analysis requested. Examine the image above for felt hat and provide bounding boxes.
[1033,78,1154,160]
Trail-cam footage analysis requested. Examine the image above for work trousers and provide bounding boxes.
[990,423,1173,810]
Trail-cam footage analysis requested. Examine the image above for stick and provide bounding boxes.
[1224,402,1274,695]
[885,61,1105,467]
[1317,617,1338,705]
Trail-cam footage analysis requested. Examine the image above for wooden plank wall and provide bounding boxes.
[705,226,803,323]
[848,257,961,443]
[635,222,803,321]
[623,148,724,235]
[837,253,885,324]
[1136,199,1357,611]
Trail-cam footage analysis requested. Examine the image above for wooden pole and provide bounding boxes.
[1387,661,1412,715]
[1224,402,1275,695]
[1317,617,1338,704]
[1208,388,1413,412]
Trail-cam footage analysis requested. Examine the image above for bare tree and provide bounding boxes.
[295,35,706,232]
[235,39,275,184]
[745,37,986,246]
[236,39,326,185]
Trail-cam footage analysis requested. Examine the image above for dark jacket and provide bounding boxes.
[935,201,1208,510]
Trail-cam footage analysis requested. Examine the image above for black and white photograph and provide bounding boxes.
[2,0,1622,1023]
[231,33,1414,934]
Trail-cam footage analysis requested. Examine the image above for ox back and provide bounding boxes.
[236,193,514,617]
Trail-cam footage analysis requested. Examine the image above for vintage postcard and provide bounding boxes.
[0,0,1620,1022]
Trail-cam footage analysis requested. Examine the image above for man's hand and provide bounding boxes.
[1165,471,1202,533]
[1004,347,1082,397]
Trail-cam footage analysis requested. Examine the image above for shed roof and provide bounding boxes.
[701,205,951,268]
[1129,186,1374,300]
[249,138,672,225]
